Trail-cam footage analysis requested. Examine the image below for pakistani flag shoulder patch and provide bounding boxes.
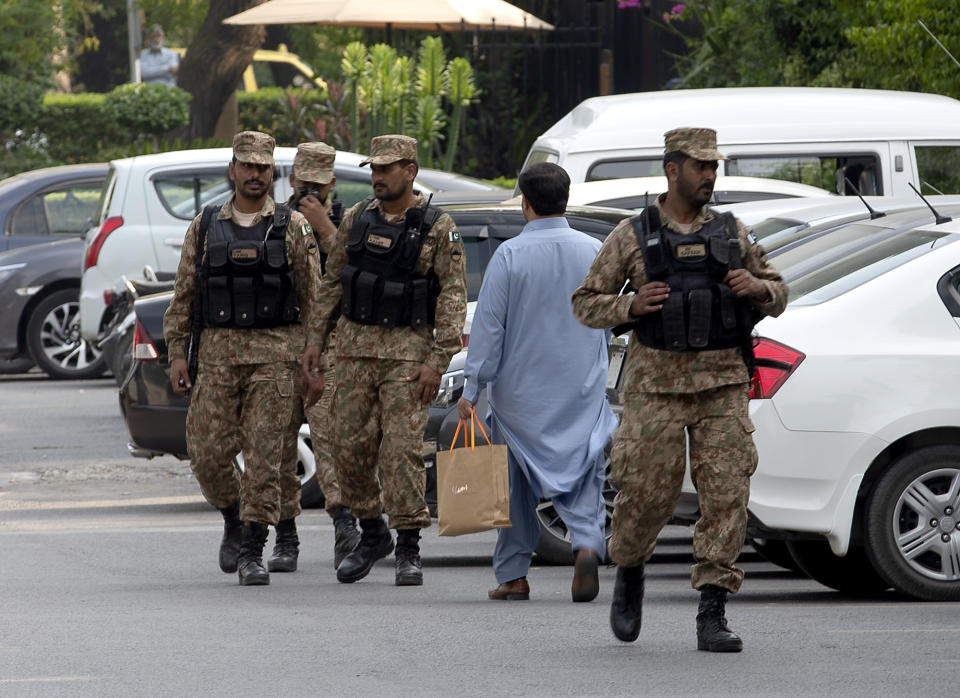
[449,229,461,243]
[301,223,314,237]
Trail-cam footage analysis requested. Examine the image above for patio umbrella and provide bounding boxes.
[222,0,554,31]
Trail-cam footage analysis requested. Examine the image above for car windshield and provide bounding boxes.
[778,225,955,305]
[750,217,808,248]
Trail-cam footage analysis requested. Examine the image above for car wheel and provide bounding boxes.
[26,289,106,380]
[748,537,801,572]
[534,448,616,565]
[0,357,34,374]
[864,445,960,601]
[785,539,890,595]
[232,425,325,509]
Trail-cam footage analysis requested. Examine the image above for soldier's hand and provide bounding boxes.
[629,281,671,317]
[303,372,324,409]
[298,195,337,247]
[170,359,191,394]
[457,397,475,421]
[408,364,442,408]
[724,269,769,301]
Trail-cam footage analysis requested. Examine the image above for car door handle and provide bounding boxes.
[163,238,184,248]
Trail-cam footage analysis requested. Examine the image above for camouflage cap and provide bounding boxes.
[664,127,727,161]
[293,142,335,184]
[232,131,275,166]
[359,134,418,167]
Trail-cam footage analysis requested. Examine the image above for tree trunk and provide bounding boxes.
[177,0,268,142]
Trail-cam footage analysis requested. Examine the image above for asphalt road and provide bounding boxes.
[2,376,959,696]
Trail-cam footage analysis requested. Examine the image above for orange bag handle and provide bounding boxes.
[447,411,491,452]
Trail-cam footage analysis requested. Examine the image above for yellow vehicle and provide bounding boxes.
[170,44,326,92]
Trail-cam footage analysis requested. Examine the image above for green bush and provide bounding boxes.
[103,83,191,141]
[238,89,287,133]
[238,88,331,146]
[0,75,43,138]
[37,93,111,163]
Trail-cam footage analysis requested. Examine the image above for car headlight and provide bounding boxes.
[432,369,464,408]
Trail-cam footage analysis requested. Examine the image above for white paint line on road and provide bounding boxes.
[0,494,204,511]
[829,628,960,633]
[0,676,103,684]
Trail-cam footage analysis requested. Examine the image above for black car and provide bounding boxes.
[0,163,110,377]
[119,203,632,561]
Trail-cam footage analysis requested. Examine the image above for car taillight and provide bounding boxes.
[749,337,804,399]
[132,320,159,360]
[83,216,123,272]
[461,333,469,348]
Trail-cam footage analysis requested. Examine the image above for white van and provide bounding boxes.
[521,87,960,197]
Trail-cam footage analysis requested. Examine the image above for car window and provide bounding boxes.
[586,158,663,181]
[333,176,374,209]
[153,170,233,220]
[915,145,960,195]
[456,226,497,301]
[780,226,954,305]
[9,181,103,237]
[727,154,882,195]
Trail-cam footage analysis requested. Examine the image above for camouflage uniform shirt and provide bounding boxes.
[164,195,324,365]
[313,192,467,375]
[572,194,788,393]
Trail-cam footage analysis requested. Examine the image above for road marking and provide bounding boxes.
[829,628,960,633]
[0,676,102,684]
[0,494,204,511]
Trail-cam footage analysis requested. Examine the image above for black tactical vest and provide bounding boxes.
[630,206,752,352]
[200,205,300,328]
[340,202,442,329]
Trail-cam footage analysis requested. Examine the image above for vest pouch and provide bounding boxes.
[347,219,368,251]
[718,284,738,330]
[661,292,687,350]
[643,233,669,278]
[707,235,730,275]
[687,288,712,349]
[395,231,421,272]
[354,270,381,322]
[205,275,232,325]
[233,276,256,326]
[340,264,361,317]
[727,238,743,270]
[206,241,230,274]
[409,278,429,329]
[257,274,282,320]
[227,240,262,270]
[264,239,286,271]
[377,280,406,327]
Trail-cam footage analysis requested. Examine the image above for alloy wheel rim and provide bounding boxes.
[38,301,101,371]
[892,467,960,581]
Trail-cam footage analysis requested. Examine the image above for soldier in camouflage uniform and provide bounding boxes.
[165,131,325,586]
[269,142,362,573]
[312,134,467,586]
[572,128,788,651]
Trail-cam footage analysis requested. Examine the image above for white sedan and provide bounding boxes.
[712,207,960,600]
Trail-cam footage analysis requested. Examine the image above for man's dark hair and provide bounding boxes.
[518,162,570,216]
[397,158,420,175]
[663,150,689,173]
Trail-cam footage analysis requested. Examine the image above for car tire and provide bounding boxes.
[748,537,802,572]
[232,426,325,509]
[785,539,890,595]
[26,289,106,380]
[863,445,960,601]
[0,357,34,374]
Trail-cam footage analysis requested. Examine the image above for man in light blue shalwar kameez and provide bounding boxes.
[458,163,618,602]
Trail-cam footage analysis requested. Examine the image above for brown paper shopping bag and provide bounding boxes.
[436,413,511,536]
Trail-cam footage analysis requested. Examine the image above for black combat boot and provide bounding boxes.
[267,518,299,573]
[696,584,743,652]
[609,564,645,642]
[332,507,362,569]
[395,528,423,587]
[237,522,270,586]
[218,500,242,573]
[336,516,394,584]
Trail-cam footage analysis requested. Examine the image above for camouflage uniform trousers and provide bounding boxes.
[608,383,758,592]
[330,356,431,530]
[186,361,302,526]
[303,361,347,516]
